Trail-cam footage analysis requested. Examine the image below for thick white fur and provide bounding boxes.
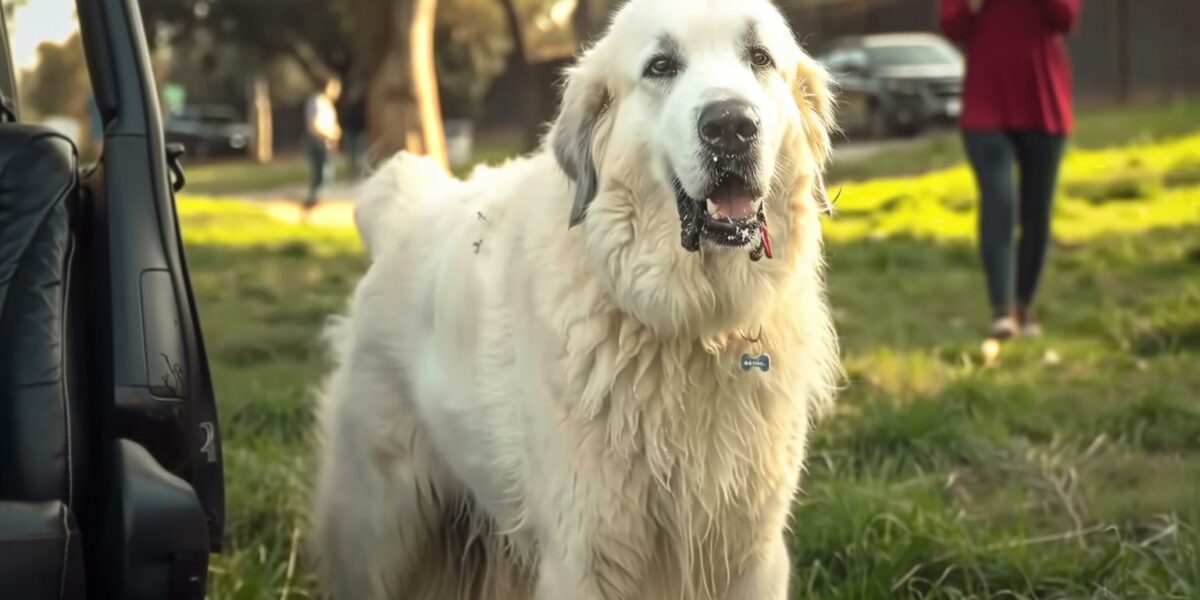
[313,0,840,598]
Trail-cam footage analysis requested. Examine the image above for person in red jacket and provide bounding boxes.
[940,0,1082,340]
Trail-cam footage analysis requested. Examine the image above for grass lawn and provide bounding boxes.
[181,156,353,197]
[184,108,1200,598]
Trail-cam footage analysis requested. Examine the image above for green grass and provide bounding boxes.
[183,156,357,197]
[184,106,1200,598]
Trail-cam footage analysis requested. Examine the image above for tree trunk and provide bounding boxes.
[367,0,447,169]
[497,0,541,152]
[573,0,593,45]
[251,77,273,163]
[286,40,334,89]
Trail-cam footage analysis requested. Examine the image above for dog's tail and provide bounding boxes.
[355,151,458,260]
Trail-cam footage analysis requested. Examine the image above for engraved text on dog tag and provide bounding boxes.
[741,353,771,373]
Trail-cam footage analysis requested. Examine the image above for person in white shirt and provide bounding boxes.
[304,77,343,214]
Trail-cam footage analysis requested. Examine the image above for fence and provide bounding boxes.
[783,0,1200,105]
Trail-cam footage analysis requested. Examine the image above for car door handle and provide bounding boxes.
[166,142,186,192]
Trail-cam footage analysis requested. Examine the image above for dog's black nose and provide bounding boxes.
[698,100,759,155]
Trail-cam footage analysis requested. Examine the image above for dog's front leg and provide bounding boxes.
[533,485,654,599]
[726,536,790,600]
[534,538,651,600]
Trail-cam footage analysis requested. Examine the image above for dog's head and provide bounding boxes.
[549,0,835,336]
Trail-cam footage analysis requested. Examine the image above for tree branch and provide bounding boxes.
[496,0,529,65]
[283,36,332,86]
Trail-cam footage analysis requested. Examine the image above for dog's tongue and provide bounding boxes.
[712,179,756,219]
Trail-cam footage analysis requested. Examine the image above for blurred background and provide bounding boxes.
[7,1,1199,598]
[11,0,1199,179]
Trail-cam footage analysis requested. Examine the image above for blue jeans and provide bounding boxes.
[306,137,333,207]
[963,130,1067,316]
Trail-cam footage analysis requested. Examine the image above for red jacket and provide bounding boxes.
[940,0,1082,134]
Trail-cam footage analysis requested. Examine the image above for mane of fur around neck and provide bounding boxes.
[525,169,840,597]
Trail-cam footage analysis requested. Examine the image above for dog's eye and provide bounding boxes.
[645,55,681,79]
[749,47,775,70]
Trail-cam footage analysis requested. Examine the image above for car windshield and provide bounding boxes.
[867,43,960,68]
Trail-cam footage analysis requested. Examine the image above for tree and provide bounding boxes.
[138,0,618,169]
[3,0,27,20]
[20,33,89,120]
[573,0,591,45]
[343,0,447,168]
[494,0,597,152]
[142,0,448,169]
[574,0,619,44]
[436,0,510,120]
[140,0,352,86]
[496,0,540,151]
[140,0,350,168]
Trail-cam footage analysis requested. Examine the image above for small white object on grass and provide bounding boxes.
[1042,349,1062,366]
[981,338,1002,367]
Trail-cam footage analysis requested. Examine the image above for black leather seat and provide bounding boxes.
[0,501,86,599]
[0,2,225,597]
[0,125,87,599]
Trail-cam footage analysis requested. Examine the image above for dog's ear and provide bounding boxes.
[793,52,838,215]
[549,50,611,228]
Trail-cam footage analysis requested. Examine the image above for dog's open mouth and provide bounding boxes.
[674,172,772,260]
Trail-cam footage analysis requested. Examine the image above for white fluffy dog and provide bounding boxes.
[313,0,840,597]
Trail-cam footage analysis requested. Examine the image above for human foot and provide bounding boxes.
[988,315,1017,340]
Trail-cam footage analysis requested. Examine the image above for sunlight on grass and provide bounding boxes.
[178,197,360,254]
[828,134,1200,244]
[180,134,1200,255]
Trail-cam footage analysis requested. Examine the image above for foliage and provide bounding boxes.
[18,32,89,121]
[2,0,25,20]
[436,0,513,118]
[139,0,353,85]
[181,112,1200,598]
[435,0,599,119]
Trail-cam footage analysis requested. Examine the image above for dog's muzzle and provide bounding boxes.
[673,169,772,260]
[672,100,774,259]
